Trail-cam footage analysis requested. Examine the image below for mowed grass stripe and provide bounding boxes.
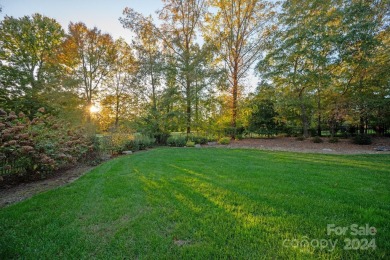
[0,148,389,259]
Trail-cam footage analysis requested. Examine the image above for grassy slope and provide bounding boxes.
[0,148,389,259]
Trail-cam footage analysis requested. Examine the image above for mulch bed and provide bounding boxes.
[211,137,390,154]
[0,164,95,208]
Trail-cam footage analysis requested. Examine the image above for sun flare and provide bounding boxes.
[89,104,100,113]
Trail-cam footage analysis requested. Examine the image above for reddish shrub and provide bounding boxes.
[0,108,100,183]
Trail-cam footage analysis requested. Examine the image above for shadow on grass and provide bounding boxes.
[135,160,386,258]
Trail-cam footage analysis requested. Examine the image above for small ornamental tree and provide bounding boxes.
[248,99,279,137]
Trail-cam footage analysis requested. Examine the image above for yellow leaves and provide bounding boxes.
[327,17,341,27]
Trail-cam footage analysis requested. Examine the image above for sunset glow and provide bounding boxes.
[89,104,100,113]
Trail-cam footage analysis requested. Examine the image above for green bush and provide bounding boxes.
[353,134,372,145]
[309,128,317,137]
[340,131,350,139]
[123,135,155,151]
[329,137,339,143]
[207,136,218,142]
[218,137,231,145]
[167,136,186,147]
[235,134,243,140]
[136,135,155,150]
[154,132,170,145]
[283,126,294,137]
[190,136,208,145]
[186,141,195,147]
[167,136,175,146]
[312,136,323,143]
[123,139,139,151]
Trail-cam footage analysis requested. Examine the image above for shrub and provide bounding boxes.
[309,128,317,137]
[190,136,208,145]
[224,127,237,137]
[167,136,186,147]
[136,135,155,150]
[353,134,372,145]
[154,132,170,145]
[235,134,243,140]
[0,108,99,182]
[340,132,350,139]
[283,126,294,137]
[312,136,323,143]
[328,137,339,143]
[167,136,175,146]
[110,132,133,153]
[123,139,139,151]
[208,136,218,142]
[99,135,115,153]
[186,141,195,147]
[296,136,305,141]
[218,137,231,145]
[122,135,155,151]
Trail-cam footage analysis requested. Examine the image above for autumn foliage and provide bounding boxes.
[0,108,99,184]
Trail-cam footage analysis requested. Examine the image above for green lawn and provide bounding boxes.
[0,148,389,259]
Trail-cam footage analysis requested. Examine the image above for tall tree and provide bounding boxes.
[258,0,389,137]
[62,22,116,119]
[121,8,168,138]
[102,38,137,128]
[120,10,164,113]
[334,0,388,134]
[122,1,207,135]
[205,0,274,132]
[258,0,340,137]
[157,0,207,135]
[0,14,64,114]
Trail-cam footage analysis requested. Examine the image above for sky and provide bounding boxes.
[0,0,163,42]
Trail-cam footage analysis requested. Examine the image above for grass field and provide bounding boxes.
[0,148,389,259]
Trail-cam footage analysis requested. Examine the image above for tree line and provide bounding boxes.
[1,0,389,140]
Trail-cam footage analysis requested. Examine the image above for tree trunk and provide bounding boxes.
[359,116,365,134]
[150,56,157,112]
[231,65,238,136]
[86,99,92,123]
[317,114,322,137]
[299,93,309,138]
[317,83,321,137]
[184,37,191,136]
[186,79,191,135]
[232,80,238,129]
[115,95,120,127]
[365,118,368,134]
[185,54,191,135]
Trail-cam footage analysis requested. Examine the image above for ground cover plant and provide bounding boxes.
[0,148,389,259]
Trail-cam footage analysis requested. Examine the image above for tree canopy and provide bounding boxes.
[0,0,388,138]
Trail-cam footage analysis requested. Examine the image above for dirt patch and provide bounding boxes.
[0,151,152,208]
[211,137,390,154]
[0,164,95,208]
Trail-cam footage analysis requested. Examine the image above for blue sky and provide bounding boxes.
[0,0,163,41]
